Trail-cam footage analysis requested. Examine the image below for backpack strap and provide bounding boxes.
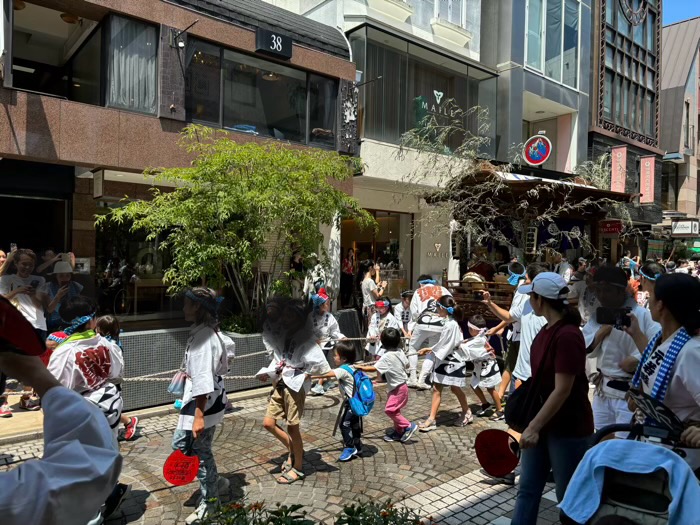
[340,364,355,376]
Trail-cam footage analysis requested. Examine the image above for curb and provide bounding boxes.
[0,386,270,447]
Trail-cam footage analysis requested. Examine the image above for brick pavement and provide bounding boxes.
[0,385,562,524]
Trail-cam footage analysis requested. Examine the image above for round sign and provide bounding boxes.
[163,450,200,486]
[474,429,520,478]
[523,135,552,166]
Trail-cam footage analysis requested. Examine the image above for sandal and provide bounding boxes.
[281,453,294,473]
[456,411,474,427]
[276,467,305,485]
[418,418,437,432]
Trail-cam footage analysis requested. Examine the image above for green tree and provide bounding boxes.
[97,125,373,318]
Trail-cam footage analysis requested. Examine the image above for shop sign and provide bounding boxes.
[415,90,461,119]
[426,242,449,259]
[522,135,552,166]
[255,28,292,60]
[610,146,627,193]
[671,220,700,238]
[599,219,623,236]
[639,155,655,204]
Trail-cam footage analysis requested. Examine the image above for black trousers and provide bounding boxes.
[340,273,354,306]
[340,404,362,449]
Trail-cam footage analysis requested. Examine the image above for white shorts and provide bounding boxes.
[593,395,634,436]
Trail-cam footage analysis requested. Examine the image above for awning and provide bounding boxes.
[494,172,634,203]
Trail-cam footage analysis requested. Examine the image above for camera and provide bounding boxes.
[473,291,484,301]
[596,307,632,329]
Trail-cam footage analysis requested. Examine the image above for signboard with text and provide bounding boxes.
[255,28,292,60]
[599,219,623,237]
[610,146,627,193]
[639,155,655,204]
[671,220,700,238]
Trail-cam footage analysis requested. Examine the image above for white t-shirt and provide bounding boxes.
[177,324,228,431]
[361,278,377,308]
[508,289,528,342]
[583,303,659,400]
[335,365,356,400]
[0,274,46,330]
[568,277,599,324]
[375,350,409,392]
[510,293,547,381]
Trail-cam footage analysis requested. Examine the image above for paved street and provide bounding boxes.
[0,384,560,525]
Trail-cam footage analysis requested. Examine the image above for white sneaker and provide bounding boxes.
[407,380,418,389]
[416,382,431,391]
[186,502,216,524]
[310,384,326,396]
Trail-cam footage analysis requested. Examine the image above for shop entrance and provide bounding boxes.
[0,195,68,254]
[341,210,413,301]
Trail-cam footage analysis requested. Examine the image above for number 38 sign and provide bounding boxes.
[256,28,293,60]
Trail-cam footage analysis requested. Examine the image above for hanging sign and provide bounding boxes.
[522,135,552,166]
[610,146,627,193]
[639,155,655,204]
[255,28,292,60]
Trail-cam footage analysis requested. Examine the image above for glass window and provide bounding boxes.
[632,84,639,131]
[615,76,621,123]
[605,46,614,68]
[221,49,307,143]
[617,5,630,37]
[646,12,656,53]
[364,42,407,143]
[107,16,158,114]
[562,0,578,88]
[309,75,338,147]
[606,0,614,25]
[186,40,221,125]
[413,0,435,30]
[438,0,464,27]
[647,70,655,90]
[544,0,563,81]
[622,79,629,128]
[71,27,102,106]
[633,17,645,47]
[646,93,654,136]
[606,28,616,43]
[526,0,544,70]
[604,70,613,119]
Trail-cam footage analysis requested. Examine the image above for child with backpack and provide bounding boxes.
[311,341,370,462]
[357,328,418,443]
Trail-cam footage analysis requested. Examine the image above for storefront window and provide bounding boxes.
[71,27,102,106]
[341,210,413,299]
[222,49,307,143]
[352,27,496,151]
[96,205,182,321]
[186,40,222,125]
[106,16,158,114]
[309,75,338,147]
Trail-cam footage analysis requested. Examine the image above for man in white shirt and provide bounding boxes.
[567,259,600,325]
[583,265,660,432]
[483,264,547,384]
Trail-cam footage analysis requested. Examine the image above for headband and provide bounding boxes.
[419,279,437,286]
[639,269,661,282]
[185,290,223,315]
[47,331,68,344]
[467,321,487,336]
[375,300,390,309]
[437,302,454,315]
[64,313,96,336]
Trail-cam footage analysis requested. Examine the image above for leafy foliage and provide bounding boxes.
[399,103,633,259]
[96,125,374,318]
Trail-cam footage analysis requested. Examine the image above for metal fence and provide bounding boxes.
[119,309,362,411]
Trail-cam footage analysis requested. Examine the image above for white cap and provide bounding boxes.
[518,272,569,300]
[50,261,74,275]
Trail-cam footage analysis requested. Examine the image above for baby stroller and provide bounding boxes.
[559,389,700,525]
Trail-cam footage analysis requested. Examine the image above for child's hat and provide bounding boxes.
[312,288,329,308]
[375,299,391,309]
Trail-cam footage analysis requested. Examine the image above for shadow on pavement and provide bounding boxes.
[184,473,247,507]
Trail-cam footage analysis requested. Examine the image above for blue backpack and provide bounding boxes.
[340,365,375,417]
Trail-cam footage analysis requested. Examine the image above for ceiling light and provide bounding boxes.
[262,72,280,81]
[60,13,81,24]
[13,0,26,10]
[73,83,81,88]
[535,110,546,114]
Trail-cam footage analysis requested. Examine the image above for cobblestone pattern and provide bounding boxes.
[0,385,562,525]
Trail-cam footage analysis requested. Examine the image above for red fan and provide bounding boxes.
[0,296,45,356]
[163,450,200,486]
[474,429,520,478]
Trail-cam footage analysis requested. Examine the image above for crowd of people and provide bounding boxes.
[3,243,700,525]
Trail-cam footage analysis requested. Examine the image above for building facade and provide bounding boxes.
[588,0,664,243]
[0,0,357,325]
[659,17,700,235]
